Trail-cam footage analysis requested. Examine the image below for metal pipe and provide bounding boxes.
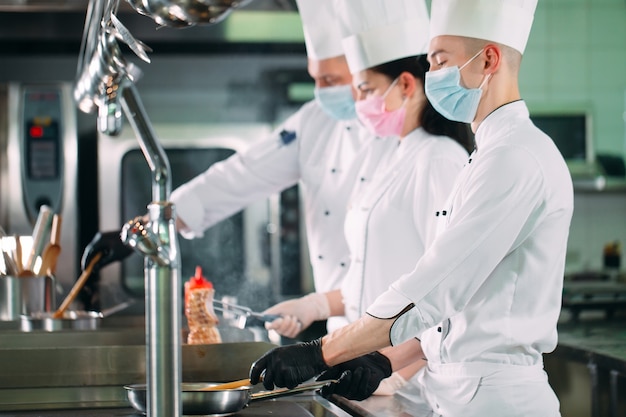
[588,360,600,417]
[120,80,181,417]
[120,82,171,201]
[73,2,261,416]
[610,369,620,417]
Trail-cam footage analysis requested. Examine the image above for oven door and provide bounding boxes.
[97,123,286,312]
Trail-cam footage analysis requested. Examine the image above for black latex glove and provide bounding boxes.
[316,351,392,401]
[249,338,329,390]
[81,230,134,271]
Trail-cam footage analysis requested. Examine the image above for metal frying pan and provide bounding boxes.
[124,380,334,416]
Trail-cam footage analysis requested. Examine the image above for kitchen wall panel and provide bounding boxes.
[522,0,626,159]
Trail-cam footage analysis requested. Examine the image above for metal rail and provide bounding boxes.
[72,1,257,415]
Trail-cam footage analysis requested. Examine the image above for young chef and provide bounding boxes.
[80,0,392,334]
[261,0,472,397]
[249,1,574,416]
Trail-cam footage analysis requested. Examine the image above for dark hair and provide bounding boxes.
[369,55,474,153]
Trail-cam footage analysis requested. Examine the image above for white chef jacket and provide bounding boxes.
[171,100,390,331]
[341,128,468,324]
[367,101,573,416]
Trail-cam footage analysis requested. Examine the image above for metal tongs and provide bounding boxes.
[212,300,281,328]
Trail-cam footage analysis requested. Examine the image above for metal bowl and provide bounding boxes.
[129,0,253,27]
[125,382,252,415]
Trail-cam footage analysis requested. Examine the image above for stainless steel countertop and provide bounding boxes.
[0,394,352,417]
[333,394,434,417]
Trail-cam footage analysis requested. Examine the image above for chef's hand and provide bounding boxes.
[263,293,330,338]
[81,231,134,271]
[315,351,392,401]
[249,338,329,390]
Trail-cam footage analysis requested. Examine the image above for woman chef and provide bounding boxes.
[249,0,574,416]
[80,0,393,334]
[261,0,472,397]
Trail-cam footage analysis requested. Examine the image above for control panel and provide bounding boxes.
[21,86,64,223]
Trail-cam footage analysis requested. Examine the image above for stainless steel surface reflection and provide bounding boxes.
[0,275,55,321]
[0,326,274,411]
[0,395,353,417]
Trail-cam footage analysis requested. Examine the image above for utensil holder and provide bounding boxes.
[0,275,56,321]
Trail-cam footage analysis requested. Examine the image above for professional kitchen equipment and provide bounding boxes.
[562,280,626,321]
[213,299,281,328]
[21,310,103,331]
[126,0,254,28]
[72,0,280,415]
[0,333,274,411]
[98,124,274,302]
[19,299,136,331]
[0,274,55,321]
[75,0,182,412]
[0,83,82,293]
[125,380,334,415]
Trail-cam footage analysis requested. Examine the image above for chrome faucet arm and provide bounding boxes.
[73,2,182,416]
[119,82,171,202]
[118,78,182,417]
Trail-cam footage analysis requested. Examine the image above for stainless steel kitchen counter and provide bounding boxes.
[0,394,352,417]
[555,318,626,373]
[5,317,624,417]
[550,316,626,417]
[332,393,434,417]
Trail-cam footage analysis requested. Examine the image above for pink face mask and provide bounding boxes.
[355,78,407,137]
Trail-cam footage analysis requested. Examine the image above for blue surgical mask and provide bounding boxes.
[314,85,357,121]
[425,49,491,123]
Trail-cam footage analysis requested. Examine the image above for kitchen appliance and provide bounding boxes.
[0,82,93,300]
[97,123,304,312]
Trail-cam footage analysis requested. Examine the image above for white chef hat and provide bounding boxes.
[335,0,430,73]
[295,0,344,60]
[430,0,538,54]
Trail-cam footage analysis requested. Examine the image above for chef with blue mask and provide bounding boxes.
[248,1,574,416]
[263,0,472,400]
[81,0,391,336]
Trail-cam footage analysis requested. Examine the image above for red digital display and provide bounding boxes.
[29,125,44,138]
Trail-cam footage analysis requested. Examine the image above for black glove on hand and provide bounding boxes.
[81,231,134,271]
[316,351,392,401]
[249,338,329,390]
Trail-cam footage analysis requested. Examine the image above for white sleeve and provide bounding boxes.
[412,152,466,252]
[171,109,308,238]
[367,147,545,342]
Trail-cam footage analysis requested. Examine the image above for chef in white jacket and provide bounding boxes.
[262,0,472,397]
[171,0,375,303]
[81,0,390,334]
[250,1,574,416]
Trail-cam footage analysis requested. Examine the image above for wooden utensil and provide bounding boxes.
[52,252,102,319]
[25,205,53,273]
[14,235,24,276]
[199,378,252,391]
[38,214,63,276]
